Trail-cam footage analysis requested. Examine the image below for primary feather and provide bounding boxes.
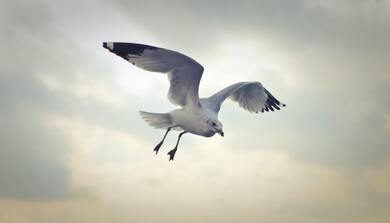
[201,82,285,113]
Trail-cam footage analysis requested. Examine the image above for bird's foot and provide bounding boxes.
[153,142,163,154]
[167,148,177,161]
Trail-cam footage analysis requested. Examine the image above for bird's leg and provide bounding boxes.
[168,131,187,161]
[153,127,171,154]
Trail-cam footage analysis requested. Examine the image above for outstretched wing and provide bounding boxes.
[201,82,285,113]
[103,42,204,107]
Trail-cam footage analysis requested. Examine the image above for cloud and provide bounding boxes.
[1,0,390,222]
[0,198,132,223]
[102,0,390,51]
[0,103,70,200]
[7,120,387,223]
[0,0,73,199]
[0,0,162,200]
[0,0,133,199]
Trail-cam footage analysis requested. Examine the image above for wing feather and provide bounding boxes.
[103,42,204,107]
[201,82,285,113]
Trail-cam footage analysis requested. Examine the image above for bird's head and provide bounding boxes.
[207,119,224,137]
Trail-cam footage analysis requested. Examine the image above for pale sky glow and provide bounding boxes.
[1,0,389,222]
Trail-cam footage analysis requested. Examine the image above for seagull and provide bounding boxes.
[103,42,285,161]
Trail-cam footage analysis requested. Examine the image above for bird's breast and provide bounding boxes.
[170,108,216,137]
[199,130,216,138]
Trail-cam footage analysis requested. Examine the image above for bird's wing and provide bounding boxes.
[103,42,204,107]
[201,82,285,113]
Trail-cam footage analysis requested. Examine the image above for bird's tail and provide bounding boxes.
[139,111,174,129]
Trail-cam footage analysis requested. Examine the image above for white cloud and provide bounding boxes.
[384,114,390,133]
[304,0,390,20]
[38,73,129,108]
[363,156,390,199]
[38,113,390,222]
[199,35,294,97]
[1,0,390,222]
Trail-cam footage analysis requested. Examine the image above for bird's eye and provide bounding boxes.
[212,122,216,126]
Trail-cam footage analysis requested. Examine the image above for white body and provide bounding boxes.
[170,106,218,137]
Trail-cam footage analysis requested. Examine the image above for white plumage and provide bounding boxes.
[103,42,285,160]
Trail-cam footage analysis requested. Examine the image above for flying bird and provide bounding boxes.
[103,42,285,161]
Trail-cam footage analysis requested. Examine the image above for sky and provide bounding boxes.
[0,0,389,222]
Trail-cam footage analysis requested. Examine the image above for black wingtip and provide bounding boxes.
[102,42,114,51]
[102,42,158,59]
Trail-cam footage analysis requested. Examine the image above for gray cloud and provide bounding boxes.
[104,0,390,51]
[0,104,69,199]
[0,0,73,200]
[101,0,390,167]
[0,0,166,199]
[1,1,389,222]
[0,0,115,199]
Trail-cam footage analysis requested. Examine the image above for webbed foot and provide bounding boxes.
[153,142,163,154]
[167,148,177,161]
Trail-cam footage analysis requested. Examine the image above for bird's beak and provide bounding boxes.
[218,130,224,137]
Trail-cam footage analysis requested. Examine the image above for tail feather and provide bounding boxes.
[139,111,174,129]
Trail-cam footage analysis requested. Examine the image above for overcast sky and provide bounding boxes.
[1,0,389,222]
